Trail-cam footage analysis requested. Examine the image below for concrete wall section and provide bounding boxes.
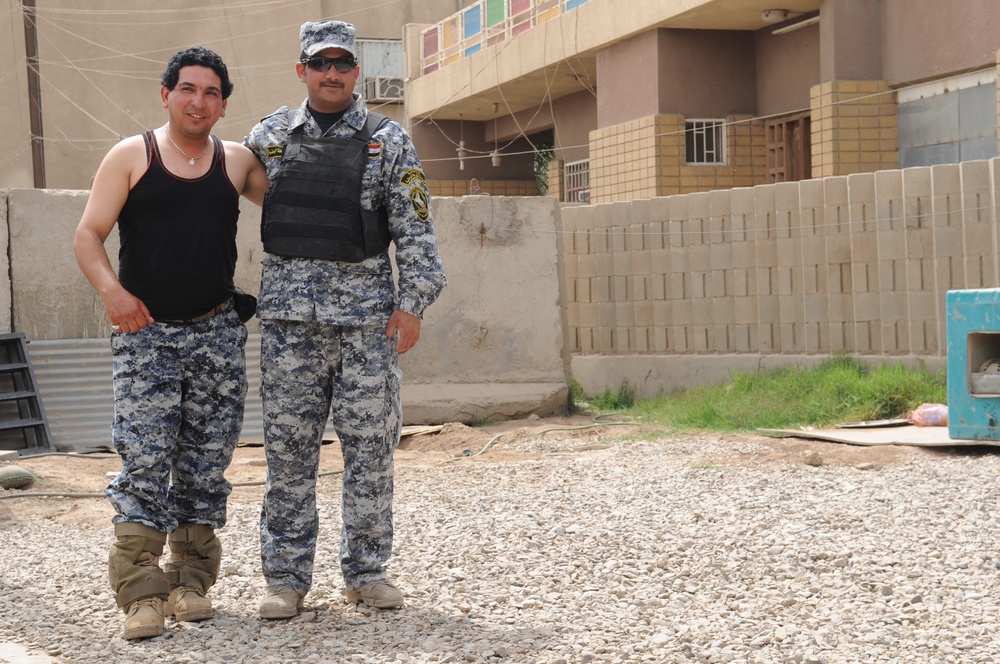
[11,189,93,340]
[399,195,569,418]
[563,158,1000,397]
[4,191,568,449]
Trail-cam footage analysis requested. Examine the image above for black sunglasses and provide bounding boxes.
[301,56,357,74]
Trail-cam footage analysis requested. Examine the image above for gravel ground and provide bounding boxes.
[1,432,1000,663]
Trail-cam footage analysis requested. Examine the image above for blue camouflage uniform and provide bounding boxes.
[108,310,247,532]
[243,94,446,596]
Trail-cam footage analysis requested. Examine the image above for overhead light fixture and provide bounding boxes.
[772,14,820,34]
[760,9,789,23]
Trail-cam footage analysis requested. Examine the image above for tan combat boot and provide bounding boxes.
[163,523,222,622]
[343,580,405,609]
[108,523,169,640]
[124,595,165,640]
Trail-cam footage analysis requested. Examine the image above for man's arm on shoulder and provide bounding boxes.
[224,141,269,207]
[73,136,153,329]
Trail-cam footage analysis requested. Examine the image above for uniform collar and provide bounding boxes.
[289,94,367,135]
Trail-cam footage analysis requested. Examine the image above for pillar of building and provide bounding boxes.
[547,159,564,200]
[809,80,898,178]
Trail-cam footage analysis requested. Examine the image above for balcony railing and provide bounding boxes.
[420,0,590,75]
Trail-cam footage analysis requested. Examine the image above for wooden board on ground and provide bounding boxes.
[759,423,1000,447]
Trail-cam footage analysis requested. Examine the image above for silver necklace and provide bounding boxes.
[164,127,210,166]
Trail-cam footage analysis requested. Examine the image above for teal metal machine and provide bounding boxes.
[946,288,1000,440]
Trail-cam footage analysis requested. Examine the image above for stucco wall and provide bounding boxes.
[881,0,1000,85]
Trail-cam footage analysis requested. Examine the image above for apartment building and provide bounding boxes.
[2,0,997,201]
[404,0,1000,203]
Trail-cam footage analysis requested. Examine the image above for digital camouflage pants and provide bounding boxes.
[106,307,248,533]
[259,319,402,596]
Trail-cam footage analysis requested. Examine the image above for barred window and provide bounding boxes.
[685,119,726,164]
[564,159,590,203]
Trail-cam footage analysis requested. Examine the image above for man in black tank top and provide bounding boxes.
[73,47,269,641]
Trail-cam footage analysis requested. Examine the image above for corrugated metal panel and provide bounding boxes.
[26,335,269,453]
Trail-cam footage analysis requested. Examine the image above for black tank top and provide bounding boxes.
[117,131,240,320]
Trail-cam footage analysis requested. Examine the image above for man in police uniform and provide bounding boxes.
[243,20,446,619]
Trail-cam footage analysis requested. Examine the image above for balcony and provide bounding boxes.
[404,0,820,122]
[419,0,591,75]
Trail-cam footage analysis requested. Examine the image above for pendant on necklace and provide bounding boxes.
[187,158,196,166]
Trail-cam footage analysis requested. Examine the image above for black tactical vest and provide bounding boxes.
[261,112,391,262]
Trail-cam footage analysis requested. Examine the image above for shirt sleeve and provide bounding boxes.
[378,122,447,319]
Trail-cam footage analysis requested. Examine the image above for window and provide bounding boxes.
[356,39,404,81]
[358,39,405,103]
[564,159,590,203]
[685,119,725,164]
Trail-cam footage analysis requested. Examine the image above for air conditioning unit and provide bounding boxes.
[365,76,404,102]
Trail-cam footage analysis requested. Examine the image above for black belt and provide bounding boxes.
[160,301,229,325]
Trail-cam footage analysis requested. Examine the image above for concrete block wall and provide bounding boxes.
[564,158,1000,397]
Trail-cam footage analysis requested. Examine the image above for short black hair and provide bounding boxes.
[161,46,234,99]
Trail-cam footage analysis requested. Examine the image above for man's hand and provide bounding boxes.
[386,310,421,354]
[104,287,154,333]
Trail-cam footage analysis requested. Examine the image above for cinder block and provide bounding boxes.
[930,163,961,194]
[635,301,653,327]
[934,227,963,257]
[615,301,635,327]
[649,273,666,301]
[632,249,652,276]
[879,289,906,320]
[593,275,611,303]
[631,275,648,301]
[803,294,828,323]
[906,290,937,321]
[612,276,629,301]
[653,328,669,353]
[565,302,580,329]
[577,253,597,280]
[850,321,871,352]
[613,251,633,277]
[578,302,598,328]
[652,300,672,327]
[854,292,881,321]
[712,296,735,326]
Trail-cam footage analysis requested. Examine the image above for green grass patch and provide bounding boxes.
[578,357,947,433]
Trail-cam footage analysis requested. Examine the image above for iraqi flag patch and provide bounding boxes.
[367,141,382,158]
